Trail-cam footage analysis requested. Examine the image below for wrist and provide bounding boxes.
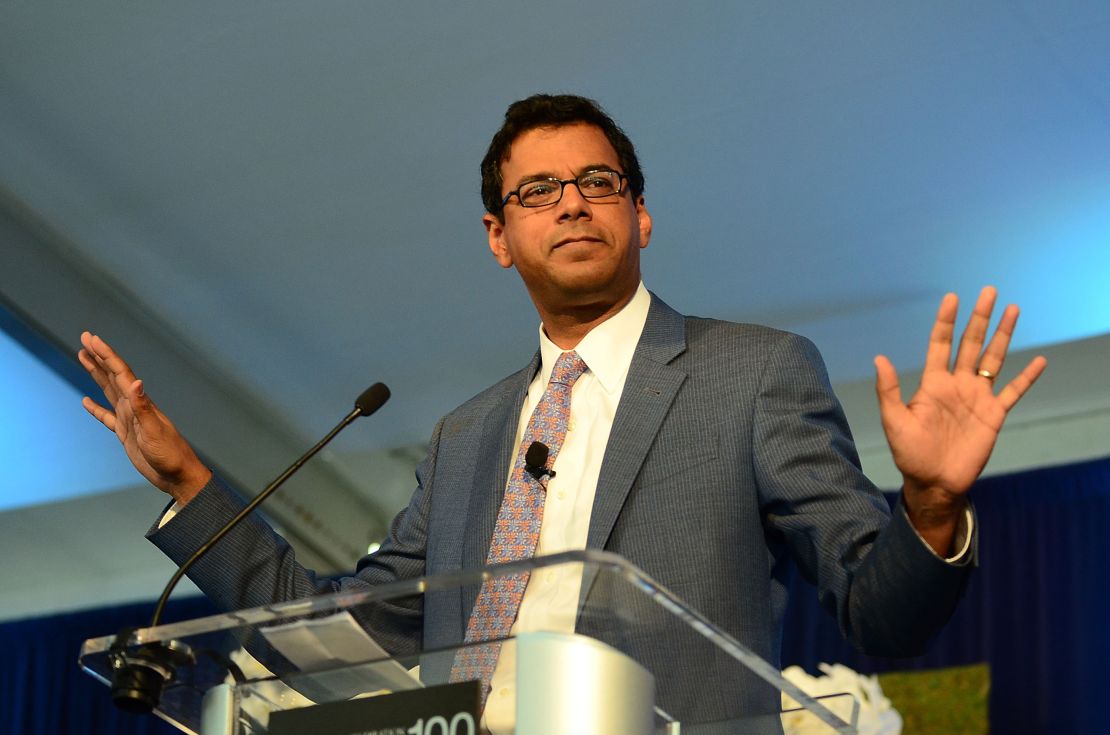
[904,493,966,529]
[901,483,967,557]
[167,464,212,506]
[902,477,966,518]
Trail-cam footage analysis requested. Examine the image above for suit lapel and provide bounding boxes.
[587,295,688,550]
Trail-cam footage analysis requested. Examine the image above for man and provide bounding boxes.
[79,94,1045,729]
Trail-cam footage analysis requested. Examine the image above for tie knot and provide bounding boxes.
[549,350,588,387]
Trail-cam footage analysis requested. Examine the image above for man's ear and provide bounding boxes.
[636,196,653,250]
[484,212,513,268]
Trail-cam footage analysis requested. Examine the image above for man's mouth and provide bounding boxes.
[553,235,603,249]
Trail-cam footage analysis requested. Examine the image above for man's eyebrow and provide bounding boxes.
[511,163,619,188]
[512,170,560,188]
[577,163,619,176]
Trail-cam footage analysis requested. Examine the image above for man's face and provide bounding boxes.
[484,123,652,317]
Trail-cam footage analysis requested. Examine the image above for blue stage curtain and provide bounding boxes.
[0,596,215,735]
[781,454,1110,734]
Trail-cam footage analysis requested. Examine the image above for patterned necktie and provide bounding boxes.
[451,350,589,700]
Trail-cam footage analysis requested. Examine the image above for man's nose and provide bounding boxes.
[556,181,592,220]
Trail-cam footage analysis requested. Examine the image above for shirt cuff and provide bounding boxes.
[157,501,184,528]
[903,503,974,563]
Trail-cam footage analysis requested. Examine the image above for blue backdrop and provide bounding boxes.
[2,455,1107,734]
[0,597,214,735]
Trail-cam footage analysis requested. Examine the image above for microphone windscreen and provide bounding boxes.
[525,440,549,469]
[355,383,391,417]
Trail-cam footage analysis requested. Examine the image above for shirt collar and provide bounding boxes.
[536,282,651,394]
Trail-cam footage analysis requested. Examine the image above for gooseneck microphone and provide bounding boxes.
[524,440,555,481]
[109,383,391,714]
[149,382,390,628]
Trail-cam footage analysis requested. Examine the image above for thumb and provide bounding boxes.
[874,355,907,426]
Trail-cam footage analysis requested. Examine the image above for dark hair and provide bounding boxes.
[480,94,645,219]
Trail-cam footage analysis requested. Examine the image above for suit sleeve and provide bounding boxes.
[145,417,448,656]
[753,332,973,657]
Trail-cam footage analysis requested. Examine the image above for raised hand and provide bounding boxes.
[78,331,211,504]
[874,287,1047,554]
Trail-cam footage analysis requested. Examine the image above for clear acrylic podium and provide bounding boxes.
[80,550,858,734]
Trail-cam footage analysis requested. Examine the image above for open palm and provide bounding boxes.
[875,287,1046,548]
[78,331,211,501]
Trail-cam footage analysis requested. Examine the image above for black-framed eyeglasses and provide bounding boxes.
[501,169,628,208]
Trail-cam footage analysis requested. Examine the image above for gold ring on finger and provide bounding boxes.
[977,368,996,380]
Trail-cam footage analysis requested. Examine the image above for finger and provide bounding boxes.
[998,355,1047,411]
[81,395,118,432]
[85,333,139,384]
[87,333,145,402]
[977,303,1019,377]
[79,346,122,405]
[77,348,110,389]
[79,330,96,354]
[79,333,110,385]
[874,355,909,426]
[953,286,997,372]
[923,293,959,373]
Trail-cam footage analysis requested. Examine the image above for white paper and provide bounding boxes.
[260,611,422,699]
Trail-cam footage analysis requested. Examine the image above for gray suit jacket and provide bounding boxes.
[150,294,971,722]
